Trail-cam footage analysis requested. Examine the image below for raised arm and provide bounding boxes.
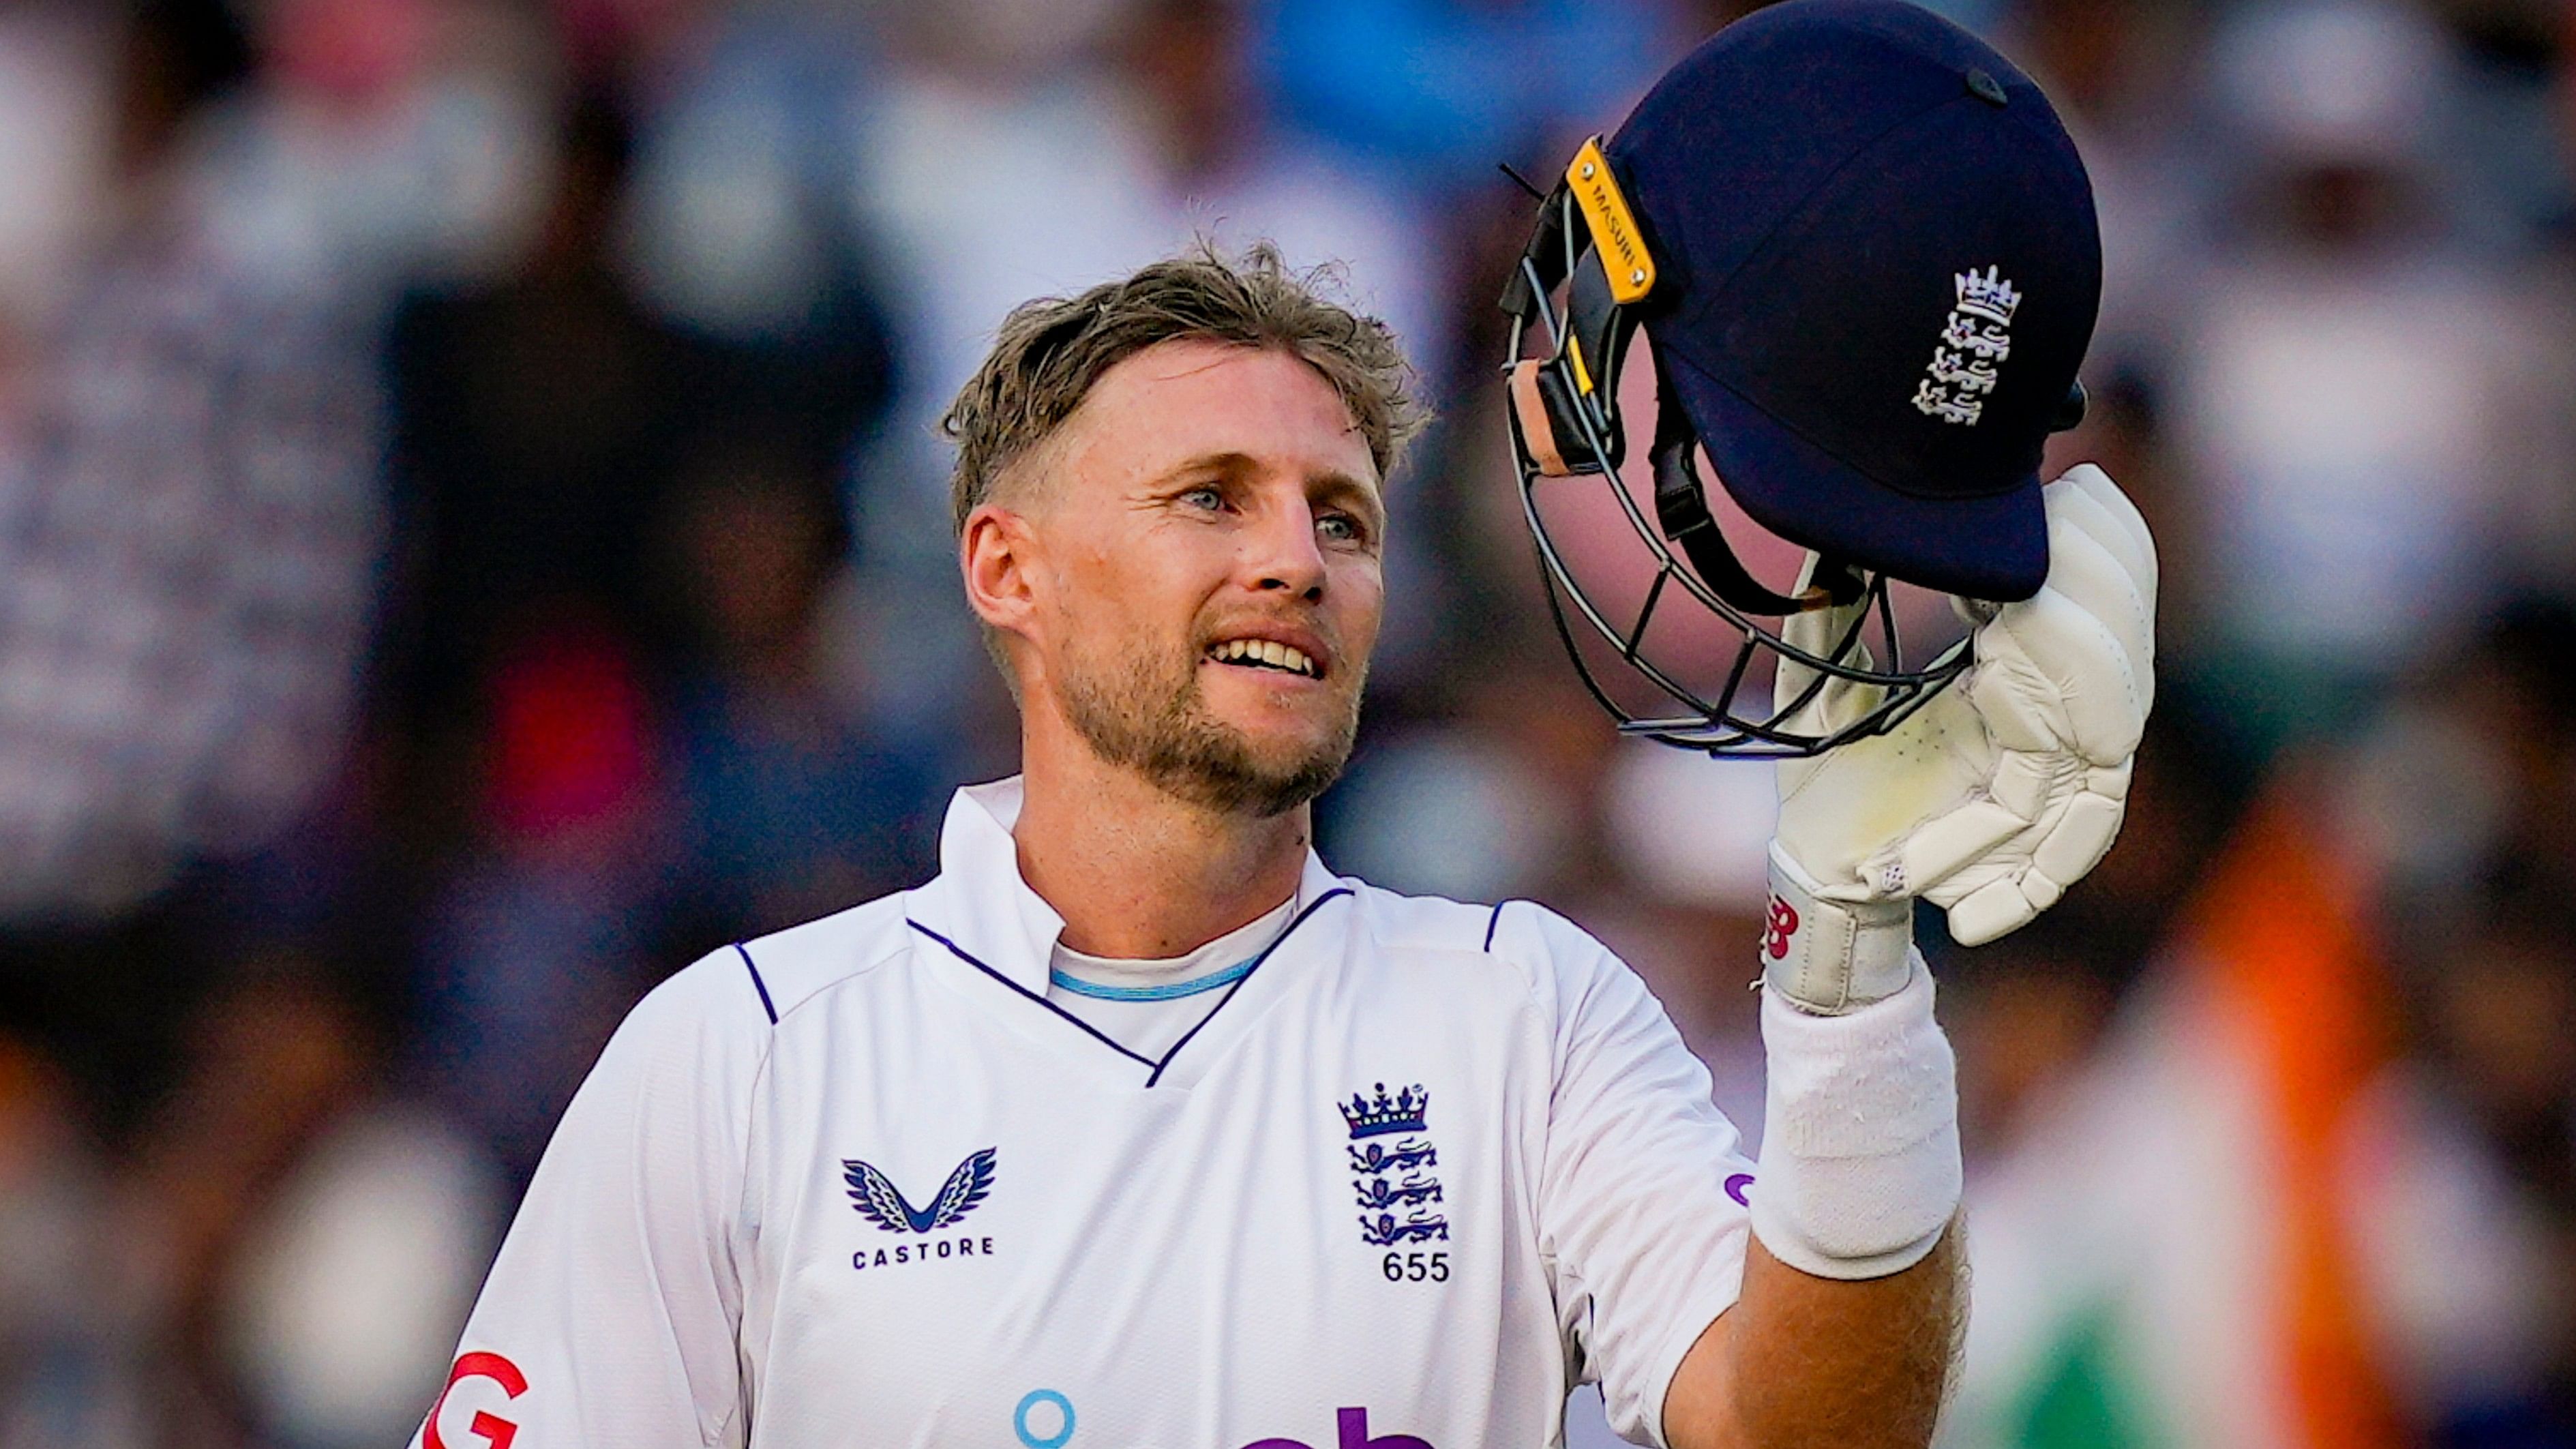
[1666,1220,1963,1449]
[1664,466,2156,1449]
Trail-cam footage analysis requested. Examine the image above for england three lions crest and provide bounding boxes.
[1341,1083,1448,1246]
[1912,265,2022,426]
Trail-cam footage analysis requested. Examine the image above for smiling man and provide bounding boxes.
[415,12,2155,1445]
[414,245,1935,1449]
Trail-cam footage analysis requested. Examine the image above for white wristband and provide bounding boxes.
[1762,842,1915,1015]
[1749,964,1961,1280]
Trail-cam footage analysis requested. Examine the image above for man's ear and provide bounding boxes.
[961,503,1040,642]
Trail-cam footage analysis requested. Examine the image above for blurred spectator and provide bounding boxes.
[0,1,381,927]
[0,1030,133,1447]
[0,3,119,421]
[114,974,377,1443]
[380,97,695,771]
[377,85,893,833]
[410,613,667,1177]
[653,440,950,947]
[850,0,1171,457]
[0,247,383,923]
[615,5,882,344]
[1122,0,1450,385]
[2157,0,2576,758]
[2001,0,2206,370]
[2369,601,2576,1439]
[853,0,1445,438]
[222,1099,500,1449]
[0,1,393,1168]
[1250,0,1677,197]
[41,968,501,1449]
[181,0,556,307]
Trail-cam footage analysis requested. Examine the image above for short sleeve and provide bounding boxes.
[1501,904,1756,1448]
[410,952,771,1449]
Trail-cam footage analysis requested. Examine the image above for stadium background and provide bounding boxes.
[0,0,2568,1444]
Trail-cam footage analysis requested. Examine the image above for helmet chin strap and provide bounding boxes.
[1502,193,1864,621]
[1645,347,1862,616]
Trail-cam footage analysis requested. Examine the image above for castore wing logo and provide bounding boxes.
[843,1148,998,1234]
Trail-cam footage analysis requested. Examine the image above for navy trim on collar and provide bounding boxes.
[908,886,1356,1085]
[1145,887,1352,1086]
[734,942,779,1024]
[906,919,1158,1070]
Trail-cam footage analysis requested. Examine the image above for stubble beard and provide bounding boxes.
[1054,633,1363,818]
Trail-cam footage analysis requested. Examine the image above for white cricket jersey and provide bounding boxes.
[417,779,1758,1449]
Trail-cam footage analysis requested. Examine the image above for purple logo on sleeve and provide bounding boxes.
[1724,1172,1754,1207]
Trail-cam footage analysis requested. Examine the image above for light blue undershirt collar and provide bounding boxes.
[1047,955,1261,1002]
[1047,897,1294,1003]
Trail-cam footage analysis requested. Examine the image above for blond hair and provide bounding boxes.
[939,242,1422,535]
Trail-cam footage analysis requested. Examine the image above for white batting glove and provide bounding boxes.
[1761,464,2157,1014]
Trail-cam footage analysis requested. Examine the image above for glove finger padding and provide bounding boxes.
[1924,778,2129,946]
[1774,555,1882,735]
[2048,468,2155,597]
[2056,464,2157,599]
[2041,520,2155,711]
[1888,470,2154,938]
[2030,765,2129,885]
[1940,873,2045,946]
[1973,584,2147,765]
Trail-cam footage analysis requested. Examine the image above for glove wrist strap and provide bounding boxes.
[1763,844,1916,1015]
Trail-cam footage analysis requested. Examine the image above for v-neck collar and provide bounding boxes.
[902,777,1350,1086]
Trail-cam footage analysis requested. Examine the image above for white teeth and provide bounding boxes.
[1208,638,1319,677]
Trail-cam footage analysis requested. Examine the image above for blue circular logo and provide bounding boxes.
[1015,1390,1075,1449]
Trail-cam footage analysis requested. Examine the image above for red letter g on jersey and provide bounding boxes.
[425,1351,528,1449]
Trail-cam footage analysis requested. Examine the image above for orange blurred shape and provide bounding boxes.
[2185,790,2406,1449]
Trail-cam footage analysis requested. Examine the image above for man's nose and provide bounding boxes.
[1246,498,1327,601]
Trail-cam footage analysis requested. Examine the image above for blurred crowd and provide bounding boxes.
[0,0,2568,1445]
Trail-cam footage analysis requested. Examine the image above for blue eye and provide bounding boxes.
[1318,513,1365,543]
[1178,486,1223,511]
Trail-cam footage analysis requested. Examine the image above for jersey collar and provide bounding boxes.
[908,775,1340,998]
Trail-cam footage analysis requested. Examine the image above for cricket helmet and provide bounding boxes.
[1503,0,2101,756]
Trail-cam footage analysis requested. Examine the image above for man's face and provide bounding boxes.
[977,340,1387,816]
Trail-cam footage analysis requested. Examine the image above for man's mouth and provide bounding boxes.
[1206,638,1322,679]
